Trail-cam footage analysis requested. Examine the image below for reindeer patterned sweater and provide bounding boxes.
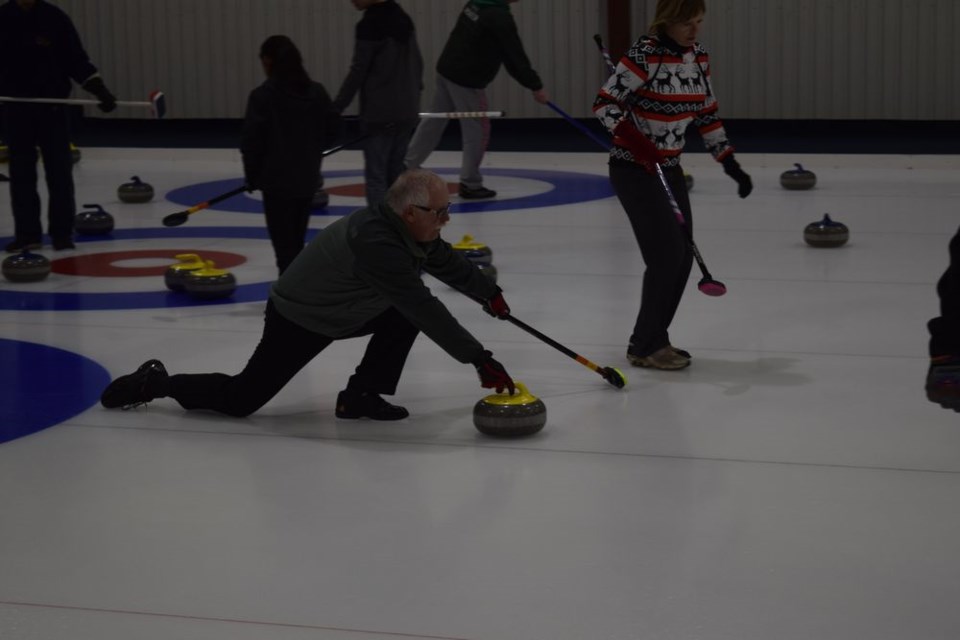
[593,34,734,169]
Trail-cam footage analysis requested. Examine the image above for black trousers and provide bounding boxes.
[167,300,420,417]
[4,103,76,241]
[929,225,960,356]
[609,162,693,356]
[262,191,313,275]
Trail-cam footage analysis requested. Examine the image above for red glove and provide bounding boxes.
[613,119,664,174]
[473,351,516,395]
[482,287,510,319]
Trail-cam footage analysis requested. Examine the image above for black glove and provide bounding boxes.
[722,155,753,198]
[82,77,117,113]
[482,287,510,319]
[473,350,516,395]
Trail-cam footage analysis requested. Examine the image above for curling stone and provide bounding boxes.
[74,203,114,235]
[804,214,848,248]
[452,234,493,266]
[311,186,329,209]
[684,173,694,192]
[118,176,155,203]
[780,163,816,190]
[473,382,546,438]
[70,143,81,164]
[164,253,207,291]
[477,262,498,284]
[2,250,51,283]
[0,141,8,163]
[183,259,237,300]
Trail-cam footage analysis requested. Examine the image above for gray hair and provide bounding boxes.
[385,169,445,213]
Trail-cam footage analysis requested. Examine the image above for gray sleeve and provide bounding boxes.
[332,39,380,113]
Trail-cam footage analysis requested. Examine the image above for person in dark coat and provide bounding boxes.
[100,170,516,421]
[333,0,423,207]
[926,226,960,412]
[0,0,116,252]
[242,35,341,274]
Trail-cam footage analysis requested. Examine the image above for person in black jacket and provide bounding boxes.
[242,35,341,274]
[100,170,516,421]
[0,0,116,252]
[926,226,960,412]
[404,0,548,200]
[333,0,423,207]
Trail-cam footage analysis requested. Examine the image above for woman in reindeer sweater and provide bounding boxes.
[594,0,752,370]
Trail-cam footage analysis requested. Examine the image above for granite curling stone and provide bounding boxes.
[453,234,494,266]
[473,382,546,438]
[165,253,207,292]
[804,213,849,248]
[183,259,237,299]
[118,176,155,203]
[2,250,51,283]
[74,203,115,235]
[780,163,817,190]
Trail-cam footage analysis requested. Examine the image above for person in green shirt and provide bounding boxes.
[100,170,516,421]
[405,0,548,200]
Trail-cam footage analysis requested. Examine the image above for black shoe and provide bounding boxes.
[335,390,409,421]
[100,360,169,410]
[458,183,497,199]
[5,237,42,253]
[52,236,75,251]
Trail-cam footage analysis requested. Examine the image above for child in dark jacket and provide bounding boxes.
[242,35,341,274]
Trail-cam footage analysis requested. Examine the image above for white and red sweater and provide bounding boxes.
[594,34,734,168]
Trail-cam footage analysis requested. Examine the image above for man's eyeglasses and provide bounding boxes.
[411,204,450,219]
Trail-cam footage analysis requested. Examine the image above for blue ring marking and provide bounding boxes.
[165,168,614,217]
[0,339,112,444]
[0,227,297,312]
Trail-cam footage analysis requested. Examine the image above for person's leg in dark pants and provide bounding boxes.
[362,125,392,207]
[610,163,693,362]
[384,119,417,194]
[926,225,960,410]
[167,300,334,417]
[262,191,313,274]
[35,105,76,245]
[345,306,420,395]
[5,104,43,246]
[336,306,420,420]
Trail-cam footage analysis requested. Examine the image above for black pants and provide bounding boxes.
[609,162,693,356]
[262,191,313,274]
[166,301,420,417]
[929,225,960,356]
[4,103,75,241]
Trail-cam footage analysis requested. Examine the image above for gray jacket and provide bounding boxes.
[333,0,423,124]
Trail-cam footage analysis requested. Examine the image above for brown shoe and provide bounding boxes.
[669,345,691,359]
[627,345,690,370]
